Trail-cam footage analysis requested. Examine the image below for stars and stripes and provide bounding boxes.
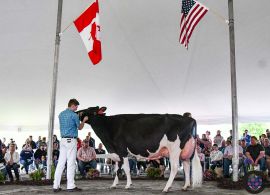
[179,0,208,48]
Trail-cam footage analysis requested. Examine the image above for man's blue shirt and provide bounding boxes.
[59,108,80,138]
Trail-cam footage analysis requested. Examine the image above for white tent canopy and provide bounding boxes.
[1,0,270,131]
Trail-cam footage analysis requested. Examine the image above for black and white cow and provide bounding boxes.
[77,107,202,192]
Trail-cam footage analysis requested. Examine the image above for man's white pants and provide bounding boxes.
[53,138,77,189]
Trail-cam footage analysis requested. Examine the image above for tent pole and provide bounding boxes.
[228,0,239,182]
[46,0,63,180]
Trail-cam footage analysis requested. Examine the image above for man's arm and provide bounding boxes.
[77,148,83,161]
[14,152,20,164]
[255,151,265,165]
[78,116,88,130]
[239,146,243,157]
[92,149,96,160]
[245,151,255,164]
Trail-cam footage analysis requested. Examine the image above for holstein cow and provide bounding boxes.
[77,107,202,192]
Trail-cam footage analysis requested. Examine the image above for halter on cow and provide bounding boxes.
[77,106,202,192]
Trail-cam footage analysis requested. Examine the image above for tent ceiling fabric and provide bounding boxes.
[0,0,269,129]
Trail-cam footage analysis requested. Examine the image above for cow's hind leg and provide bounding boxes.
[110,161,119,188]
[180,137,195,160]
[123,157,132,189]
[162,139,180,192]
[182,160,191,191]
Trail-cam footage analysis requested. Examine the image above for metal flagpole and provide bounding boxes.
[228,0,239,182]
[46,0,63,180]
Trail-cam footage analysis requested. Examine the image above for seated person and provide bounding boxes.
[52,142,60,167]
[210,144,223,170]
[128,154,137,175]
[20,147,34,174]
[146,158,165,177]
[197,146,205,171]
[223,140,244,178]
[4,144,20,182]
[77,140,97,177]
[34,144,47,169]
[263,138,270,176]
[137,159,147,174]
[39,155,47,170]
[95,143,106,173]
[245,136,266,171]
[0,146,7,179]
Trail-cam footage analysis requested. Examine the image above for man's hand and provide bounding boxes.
[83,116,88,123]
[79,116,88,130]
[228,155,233,160]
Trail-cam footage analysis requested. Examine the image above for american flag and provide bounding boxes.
[179,0,208,48]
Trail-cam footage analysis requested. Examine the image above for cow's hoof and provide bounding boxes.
[125,186,131,189]
[182,186,190,191]
[162,189,169,193]
[110,185,117,189]
[162,186,172,193]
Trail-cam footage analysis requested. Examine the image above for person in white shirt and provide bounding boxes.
[210,144,223,170]
[4,143,20,181]
[223,140,243,178]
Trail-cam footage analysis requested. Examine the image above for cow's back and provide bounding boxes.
[101,114,196,157]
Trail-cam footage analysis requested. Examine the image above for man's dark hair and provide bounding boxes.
[68,99,80,107]
[213,144,218,147]
[251,136,258,141]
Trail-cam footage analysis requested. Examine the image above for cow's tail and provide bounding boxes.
[191,149,203,188]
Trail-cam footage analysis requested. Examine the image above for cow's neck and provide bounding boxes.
[89,116,114,152]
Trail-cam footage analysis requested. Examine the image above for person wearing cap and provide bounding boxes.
[53,99,88,193]
[77,139,97,177]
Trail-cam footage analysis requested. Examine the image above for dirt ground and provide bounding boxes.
[0,180,270,195]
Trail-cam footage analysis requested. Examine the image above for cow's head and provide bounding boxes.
[77,106,107,123]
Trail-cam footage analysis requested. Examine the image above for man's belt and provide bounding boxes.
[62,136,77,139]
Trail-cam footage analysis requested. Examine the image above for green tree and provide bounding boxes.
[239,123,268,139]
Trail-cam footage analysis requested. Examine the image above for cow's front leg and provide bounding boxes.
[123,157,132,189]
[110,161,119,188]
[182,160,191,191]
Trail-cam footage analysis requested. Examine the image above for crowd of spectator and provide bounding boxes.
[0,132,107,181]
[197,129,270,178]
[0,128,270,182]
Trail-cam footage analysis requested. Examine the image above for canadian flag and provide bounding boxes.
[74,0,102,65]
